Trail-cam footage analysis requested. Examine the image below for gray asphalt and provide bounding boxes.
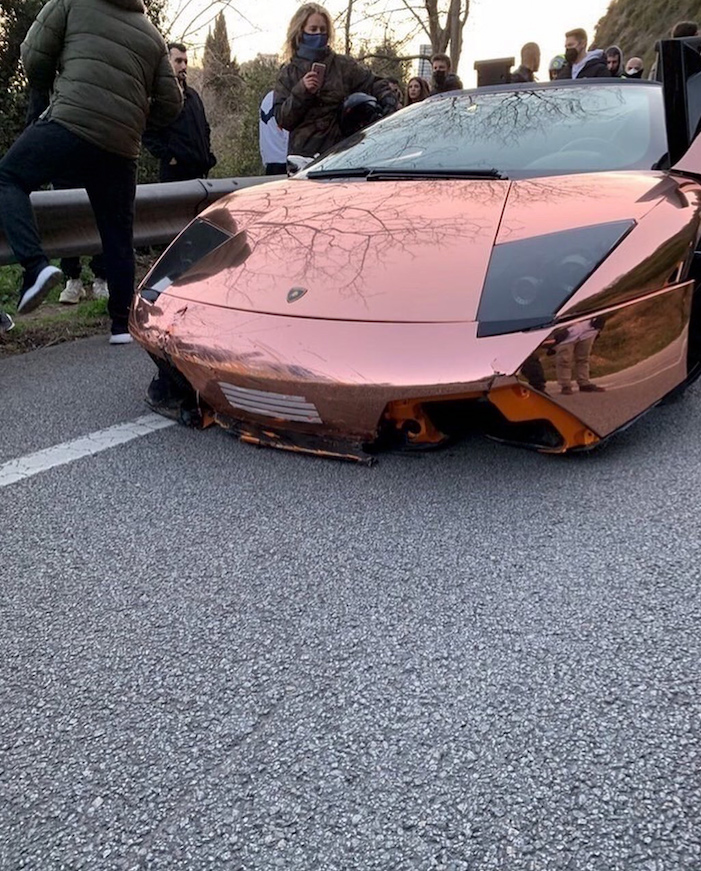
[1,337,700,870]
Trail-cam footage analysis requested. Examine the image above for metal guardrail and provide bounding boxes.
[0,176,270,266]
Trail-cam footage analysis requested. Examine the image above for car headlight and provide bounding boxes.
[476,220,634,337]
[140,218,233,302]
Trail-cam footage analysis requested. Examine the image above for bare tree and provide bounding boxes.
[404,0,470,68]
[350,0,471,69]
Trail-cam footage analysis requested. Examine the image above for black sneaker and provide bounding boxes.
[17,264,62,314]
[0,310,14,333]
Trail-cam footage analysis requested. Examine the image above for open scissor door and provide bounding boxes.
[659,36,701,172]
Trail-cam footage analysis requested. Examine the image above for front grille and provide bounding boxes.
[218,382,322,424]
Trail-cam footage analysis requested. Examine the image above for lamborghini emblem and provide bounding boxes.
[287,286,308,303]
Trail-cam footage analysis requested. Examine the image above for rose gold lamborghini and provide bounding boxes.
[131,39,701,462]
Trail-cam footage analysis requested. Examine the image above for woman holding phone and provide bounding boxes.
[274,3,398,159]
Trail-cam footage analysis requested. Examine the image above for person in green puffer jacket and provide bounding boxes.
[273,3,398,160]
[0,0,182,343]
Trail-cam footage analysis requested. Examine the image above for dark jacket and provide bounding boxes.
[510,65,535,83]
[431,73,463,93]
[21,0,182,160]
[274,49,397,158]
[143,84,216,181]
[565,52,609,79]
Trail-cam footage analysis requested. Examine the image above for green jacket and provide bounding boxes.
[21,0,182,159]
[274,50,396,158]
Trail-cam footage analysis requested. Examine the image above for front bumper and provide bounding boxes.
[130,282,692,460]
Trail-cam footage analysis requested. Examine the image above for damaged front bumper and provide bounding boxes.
[130,283,692,461]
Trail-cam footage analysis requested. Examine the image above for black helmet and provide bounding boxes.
[339,93,382,137]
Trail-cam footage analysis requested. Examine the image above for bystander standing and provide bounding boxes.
[623,58,644,78]
[405,76,430,105]
[273,3,397,159]
[605,46,624,76]
[259,89,289,175]
[430,53,463,93]
[559,29,608,79]
[511,43,540,83]
[143,43,216,182]
[0,0,182,343]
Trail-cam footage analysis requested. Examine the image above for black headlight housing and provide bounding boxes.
[140,218,233,302]
[477,220,635,337]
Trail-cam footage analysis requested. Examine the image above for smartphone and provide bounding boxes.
[311,62,326,86]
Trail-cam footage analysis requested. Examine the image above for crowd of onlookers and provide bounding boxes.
[263,7,701,170]
[2,0,700,346]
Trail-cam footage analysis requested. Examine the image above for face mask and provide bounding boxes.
[301,32,328,49]
[433,70,446,85]
[564,47,579,65]
[625,68,643,78]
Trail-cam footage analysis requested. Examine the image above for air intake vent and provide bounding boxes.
[218,382,322,423]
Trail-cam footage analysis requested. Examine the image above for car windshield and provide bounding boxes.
[301,82,667,179]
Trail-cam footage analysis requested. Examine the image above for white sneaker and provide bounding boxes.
[92,277,109,299]
[59,278,85,305]
[109,332,133,345]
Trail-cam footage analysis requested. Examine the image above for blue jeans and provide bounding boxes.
[0,119,136,331]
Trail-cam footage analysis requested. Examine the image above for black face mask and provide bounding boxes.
[564,47,579,65]
[433,70,446,86]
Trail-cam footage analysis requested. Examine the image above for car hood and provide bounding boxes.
[162,173,669,323]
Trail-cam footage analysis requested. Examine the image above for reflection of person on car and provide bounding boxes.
[273,3,397,159]
[553,317,606,395]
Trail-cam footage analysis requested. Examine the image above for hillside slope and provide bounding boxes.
[594,0,701,70]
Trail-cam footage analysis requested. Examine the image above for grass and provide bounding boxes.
[0,254,156,358]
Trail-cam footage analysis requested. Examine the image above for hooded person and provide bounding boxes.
[605,46,623,77]
[273,3,397,159]
[623,57,644,79]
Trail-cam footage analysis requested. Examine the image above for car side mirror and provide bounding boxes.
[287,154,314,175]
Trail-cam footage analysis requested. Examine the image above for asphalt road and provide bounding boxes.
[1,337,700,870]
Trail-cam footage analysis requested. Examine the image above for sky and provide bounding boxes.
[183,0,614,86]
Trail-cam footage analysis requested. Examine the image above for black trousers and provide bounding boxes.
[61,255,106,281]
[159,162,208,182]
[0,119,136,330]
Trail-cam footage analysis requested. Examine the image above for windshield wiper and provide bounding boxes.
[306,167,374,179]
[306,167,508,180]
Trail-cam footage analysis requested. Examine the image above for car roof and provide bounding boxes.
[426,78,662,100]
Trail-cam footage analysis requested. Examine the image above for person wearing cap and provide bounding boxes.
[548,55,567,80]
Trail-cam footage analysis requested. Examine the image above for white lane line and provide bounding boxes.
[0,413,176,488]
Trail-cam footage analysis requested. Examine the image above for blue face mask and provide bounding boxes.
[301,32,328,49]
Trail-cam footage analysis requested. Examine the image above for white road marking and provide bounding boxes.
[0,413,176,488]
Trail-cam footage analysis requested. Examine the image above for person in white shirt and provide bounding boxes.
[259,89,289,175]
